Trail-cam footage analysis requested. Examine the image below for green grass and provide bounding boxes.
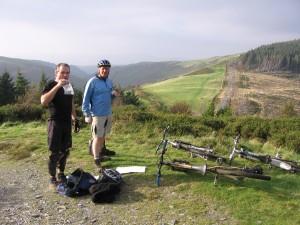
[141,65,225,114]
[0,121,299,224]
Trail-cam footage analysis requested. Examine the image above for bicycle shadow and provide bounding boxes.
[68,168,299,205]
[149,167,300,199]
[239,171,300,200]
[85,151,300,204]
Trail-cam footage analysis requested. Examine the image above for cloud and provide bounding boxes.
[0,0,299,65]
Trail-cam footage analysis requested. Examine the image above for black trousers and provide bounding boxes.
[47,120,72,177]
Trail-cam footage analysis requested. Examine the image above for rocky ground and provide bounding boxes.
[0,153,236,225]
[0,153,137,225]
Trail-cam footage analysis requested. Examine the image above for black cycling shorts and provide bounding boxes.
[47,120,72,152]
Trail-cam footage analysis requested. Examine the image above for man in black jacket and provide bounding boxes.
[41,63,78,190]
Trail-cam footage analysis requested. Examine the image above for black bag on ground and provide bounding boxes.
[65,168,97,197]
[89,168,123,203]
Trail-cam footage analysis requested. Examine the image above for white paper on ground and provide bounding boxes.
[116,166,147,174]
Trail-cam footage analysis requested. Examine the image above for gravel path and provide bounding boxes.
[0,155,116,225]
[0,153,236,225]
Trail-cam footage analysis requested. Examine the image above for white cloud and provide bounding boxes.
[0,0,299,65]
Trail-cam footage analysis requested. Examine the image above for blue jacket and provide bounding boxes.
[82,75,113,117]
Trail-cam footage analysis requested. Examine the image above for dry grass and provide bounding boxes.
[217,66,300,117]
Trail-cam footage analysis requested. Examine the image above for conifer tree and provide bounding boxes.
[0,72,15,105]
[39,72,48,92]
[15,71,30,98]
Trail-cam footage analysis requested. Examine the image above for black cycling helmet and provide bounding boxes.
[102,168,122,184]
[97,59,111,68]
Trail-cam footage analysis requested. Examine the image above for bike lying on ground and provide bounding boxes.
[229,135,300,173]
[171,140,227,164]
[155,127,271,186]
[155,126,227,165]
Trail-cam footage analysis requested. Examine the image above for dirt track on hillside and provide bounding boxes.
[216,64,300,116]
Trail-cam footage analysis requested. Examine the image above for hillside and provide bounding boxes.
[240,39,300,74]
[137,40,300,117]
[0,55,236,90]
[79,55,237,88]
[215,39,300,116]
[215,63,300,117]
[141,64,225,114]
[0,56,88,89]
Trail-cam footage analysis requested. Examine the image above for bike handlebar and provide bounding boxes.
[162,125,170,140]
[229,135,241,164]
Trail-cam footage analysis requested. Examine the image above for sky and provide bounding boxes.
[0,0,299,66]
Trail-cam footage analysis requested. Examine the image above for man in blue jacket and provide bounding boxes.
[82,59,120,169]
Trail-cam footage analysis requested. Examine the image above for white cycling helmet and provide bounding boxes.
[97,59,111,68]
[102,168,122,184]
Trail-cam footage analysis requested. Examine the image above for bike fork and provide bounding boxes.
[214,174,219,185]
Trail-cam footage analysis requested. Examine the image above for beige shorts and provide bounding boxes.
[91,116,112,138]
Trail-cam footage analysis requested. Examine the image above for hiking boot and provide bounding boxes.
[49,177,57,192]
[88,139,93,155]
[57,173,67,184]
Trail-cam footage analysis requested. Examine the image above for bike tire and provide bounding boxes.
[291,166,300,173]
[208,166,271,181]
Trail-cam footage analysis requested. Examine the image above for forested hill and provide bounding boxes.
[80,55,236,88]
[1,55,236,90]
[240,39,300,73]
[0,56,88,89]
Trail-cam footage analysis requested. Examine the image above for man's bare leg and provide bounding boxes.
[93,136,105,166]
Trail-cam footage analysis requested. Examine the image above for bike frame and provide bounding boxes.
[156,126,226,164]
[156,127,271,186]
[229,135,300,173]
[171,140,227,164]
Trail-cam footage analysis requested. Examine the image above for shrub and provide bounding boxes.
[216,106,233,117]
[235,117,270,139]
[201,117,226,131]
[122,90,141,106]
[253,122,270,140]
[169,101,192,115]
[270,133,286,148]
[280,101,297,117]
[269,118,300,134]
[285,131,300,153]
[190,124,213,137]
[0,104,44,123]
[203,101,215,117]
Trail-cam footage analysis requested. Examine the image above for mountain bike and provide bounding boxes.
[156,126,227,165]
[229,135,300,173]
[155,127,271,186]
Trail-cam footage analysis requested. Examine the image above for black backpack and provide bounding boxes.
[65,168,97,197]
[89,168,123,203]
